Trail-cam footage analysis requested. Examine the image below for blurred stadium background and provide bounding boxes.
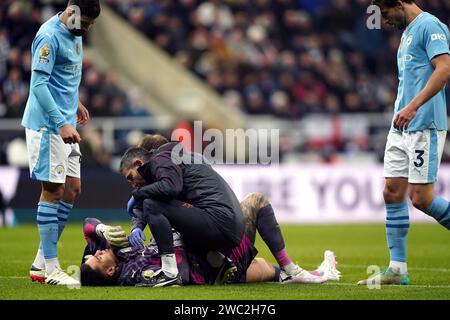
[1,0,450,227]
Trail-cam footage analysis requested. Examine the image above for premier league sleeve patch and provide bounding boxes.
[38,43,51,64]
[32,36,56,73]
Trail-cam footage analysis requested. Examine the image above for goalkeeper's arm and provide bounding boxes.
[83,217,104,244]
[83,217,129,248]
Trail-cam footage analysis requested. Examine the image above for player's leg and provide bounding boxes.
[58,144,82,239]
[142,198,233,286]
[33,183,80,286]
[240,192,295,272]
[35,175,79,270]
[412,183,450,229]
[384,177,410,271]
[25,128,63,281]
[358,130,410,285]
[30,181,65,282]
[57,177,80,238]
[26,129,79,285]
[143,199,243,283]
[240,192,328,283]
[358,177,410,285]
[409,130,450,229]
[57,148,82,239]
[141,198,179,284]
[31,149,81,281]
[245,258,279,283]
[382,131,411,281]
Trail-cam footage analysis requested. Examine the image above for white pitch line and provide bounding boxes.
[324,282,450,289]
[5,261,450,273]
[4,260,74,264]
[0,277,449,289]
[302,263,450,273]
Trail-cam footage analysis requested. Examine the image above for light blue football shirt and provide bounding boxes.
[392,12,450,132]
[22,13,83,133]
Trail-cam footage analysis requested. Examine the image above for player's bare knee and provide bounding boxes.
[246,258,274,283]
[383,187,403,204]
[72,185,81,199]
[67,185,81,201]
[410,192,429,212]
[41,182,65,202]
[248,192,269,210]
[411,197,428,212]
[65,177,81,198]
[410,184,435,212]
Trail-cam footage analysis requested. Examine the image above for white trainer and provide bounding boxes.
[45,268,80,287]
[281,265,327,284]
[315,250,341,281]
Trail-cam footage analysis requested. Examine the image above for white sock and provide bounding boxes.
[283,263,300,274]
[389,261,407,274]
[32,248,45,269]
[45,258,61,276]
[161,254,178,277]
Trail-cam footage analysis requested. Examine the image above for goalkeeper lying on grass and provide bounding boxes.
[79,192,341,286]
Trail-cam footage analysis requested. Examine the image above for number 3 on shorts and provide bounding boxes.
[414,150,425,168]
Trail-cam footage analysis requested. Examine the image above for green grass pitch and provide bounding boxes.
[0,223,449,300]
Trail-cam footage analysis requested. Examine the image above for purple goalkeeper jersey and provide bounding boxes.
[82,218,257,286]
[82,218,207,286]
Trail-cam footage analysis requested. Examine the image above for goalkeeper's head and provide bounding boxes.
[80,249,121,286]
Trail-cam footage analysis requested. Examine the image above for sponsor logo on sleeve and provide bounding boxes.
[431,33,447,41]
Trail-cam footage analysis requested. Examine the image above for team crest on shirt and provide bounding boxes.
[38,44,51,64]
[54,165,64,176]
[399,35,413,50]
[76,43,81,55]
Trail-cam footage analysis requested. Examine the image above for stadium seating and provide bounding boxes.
[1,0,449,167]
[107,0,450,117]
[0,0,151,119]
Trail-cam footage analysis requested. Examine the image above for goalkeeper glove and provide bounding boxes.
[96,224,129,247]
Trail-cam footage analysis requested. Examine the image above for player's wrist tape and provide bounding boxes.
[96,224,107,238]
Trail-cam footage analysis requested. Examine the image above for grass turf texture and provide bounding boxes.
[0,223,449,300]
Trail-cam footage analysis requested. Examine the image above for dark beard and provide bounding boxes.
[397,16,407,30]
[69,28,86,37]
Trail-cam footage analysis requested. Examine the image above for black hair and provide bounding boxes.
[68,0,101,19]
[372,0,414,8]
[80,263,121,286]
[120,147,151,172]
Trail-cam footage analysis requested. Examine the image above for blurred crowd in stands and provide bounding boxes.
[0,0,151,120]
[2,0,449,121]
[1,0,450,167]
[107,0,450,117]
[0,0,151,167]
